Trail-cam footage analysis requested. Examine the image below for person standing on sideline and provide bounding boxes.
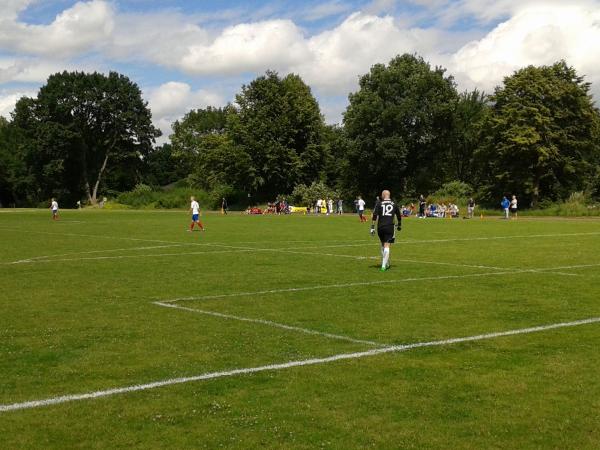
[327,198,333,216]
[501,196,510,219]
[467,197,475,219]
[337,198,343,215]
[510,195,518,219]
[418,195,426,218]
[50,198,59,220]
[188,196,205,231]
[221,197,228,215]
[357,196,366,222]
[371,190,402,272]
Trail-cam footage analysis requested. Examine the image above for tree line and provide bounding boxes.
[1,54,599,209]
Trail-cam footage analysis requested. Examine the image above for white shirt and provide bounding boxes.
[191,201,200,214]
[51,201,58,211]
[358,199,365,210]
[511,198,517,208]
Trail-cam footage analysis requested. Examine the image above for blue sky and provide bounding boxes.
[1,0,599,143]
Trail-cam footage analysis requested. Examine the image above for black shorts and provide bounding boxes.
[378,225,395,244]
[510,207,517,213]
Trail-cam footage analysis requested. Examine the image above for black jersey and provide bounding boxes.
[372,200,402,228]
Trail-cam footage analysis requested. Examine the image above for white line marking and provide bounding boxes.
[162,261,595,304]
[1,227,595,277]
[1,244,191,265]
[3,249,260,265]
[1,227,598,250]
[282,232,600,250]
[0,242,587,278]
[2,317,598,413]
[153,302,386,347]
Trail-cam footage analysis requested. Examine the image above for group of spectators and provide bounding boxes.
[245,193,518,219]
[416,195,471,219]
[265,199,291,214]
[310,198,343,215]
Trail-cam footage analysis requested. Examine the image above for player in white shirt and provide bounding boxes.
[357,196,366,222]
[188,196,205,231]
[510,195,518,219]
[50,198,59,220]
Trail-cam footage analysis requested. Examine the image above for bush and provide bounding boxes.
[117,186,211,209]
[291,182,339,206]
[429,181,473,205]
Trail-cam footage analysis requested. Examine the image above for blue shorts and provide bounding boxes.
[192,214,199,221]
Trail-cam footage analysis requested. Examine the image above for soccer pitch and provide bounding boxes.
[1,210,600,448]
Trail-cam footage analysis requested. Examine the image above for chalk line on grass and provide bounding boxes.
[282,231,600,250]
[161,261,595,304]
[153,302,387,347]
[0,244,191,265]
[1,226,598,251]
[1,316,599,413]
[1,237,583,279]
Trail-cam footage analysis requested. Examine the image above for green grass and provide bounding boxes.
[1,210,600,448]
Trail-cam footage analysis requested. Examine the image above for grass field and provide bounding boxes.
[1,209,600,449]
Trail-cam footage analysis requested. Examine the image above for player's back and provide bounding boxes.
[375,200,399,227]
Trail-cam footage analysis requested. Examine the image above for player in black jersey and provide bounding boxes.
[370,190,402,272]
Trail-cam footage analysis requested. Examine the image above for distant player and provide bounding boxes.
[188,196,205,231]
[467,197,475,219]
[510,195,518,219]
[370,190,402,272]
[50,198,59,220]
[418,195,426,218]
[357,196,366,222]
[501,196,510,219]
[221,197,228,215]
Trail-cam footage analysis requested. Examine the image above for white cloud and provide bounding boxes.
[0,57,83,83]
[108,11,209,67]
[180,19,311,75]
[451,3,600,97]
[3,0,600,135]
[145,82,227,143]
[292,12,456,95]
[0,89,36,118]
[0,0,114,57]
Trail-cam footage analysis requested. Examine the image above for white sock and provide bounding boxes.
[382,247,390,268]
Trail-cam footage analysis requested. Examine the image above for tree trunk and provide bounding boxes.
[84,179,93,205]
[90,153,109,205]
[531,168,541,208]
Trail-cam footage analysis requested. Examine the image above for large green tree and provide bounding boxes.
[447,90,489,184]
[228,71,326,198]
[478,61,600,206]
[169,106,253,190]
[12,71,159,204]
[343,54,458,199]
[0,116,31,206]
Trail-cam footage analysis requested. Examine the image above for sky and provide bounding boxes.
[1,0,600,144]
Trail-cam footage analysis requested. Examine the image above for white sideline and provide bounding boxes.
[0,237,586,277]
[1,227,598,250]
[161,263,595,304]
[153,302,386,347]
[1,317,599,413]
[284,231,600,250]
